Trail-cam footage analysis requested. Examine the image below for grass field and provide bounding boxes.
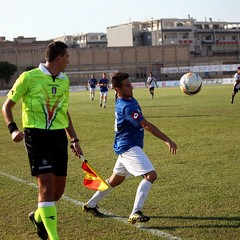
[1,85,240,240]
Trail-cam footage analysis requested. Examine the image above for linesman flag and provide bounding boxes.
[81,157,109,191]
[70,145,109,191]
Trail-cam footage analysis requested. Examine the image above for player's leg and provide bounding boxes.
[100,92,103,107]
[134,171,157,213]
[83,173,126,208]
[89,88,93,101]
[120,146,156,224]
[82,174,125,216]
[92,88,95,101]
[150,87,154,98]
[231,82,240,104]
[83,157,128,216]
[103,92,108,108]
[231,86,238,104]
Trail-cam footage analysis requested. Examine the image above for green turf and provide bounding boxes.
[1,85,240,240]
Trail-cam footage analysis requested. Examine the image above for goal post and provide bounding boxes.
[66,70,118,86]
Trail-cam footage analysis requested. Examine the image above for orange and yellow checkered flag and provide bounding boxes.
[81,157,109,191]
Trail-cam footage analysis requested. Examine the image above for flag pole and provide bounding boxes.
[70,145,109,191]
[70,145,87,162]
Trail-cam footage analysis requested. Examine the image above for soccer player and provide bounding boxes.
[98,72,109,108]
[231,66,240,104]
[88,74,98,101]
[82,72,177,224]
[146,72,158,98]
[2,41,83,240]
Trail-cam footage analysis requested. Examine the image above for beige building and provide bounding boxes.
[107,17,240,59]
[53,33,107,48]
[107,22,143,47]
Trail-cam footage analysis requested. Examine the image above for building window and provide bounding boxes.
[179,33,189,39]
[205,35,212,40]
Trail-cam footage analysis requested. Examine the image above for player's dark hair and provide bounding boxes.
[45,41,68,62]
[238,66,240,70]
[111,72,129,89]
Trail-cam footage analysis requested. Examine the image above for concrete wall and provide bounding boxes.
[0,44,238,88]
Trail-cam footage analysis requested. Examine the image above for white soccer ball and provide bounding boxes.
[179,72,202,95]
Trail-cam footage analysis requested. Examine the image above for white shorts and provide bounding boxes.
[100,91,108,97]
[113,146,155,177]
[89,87,96,93]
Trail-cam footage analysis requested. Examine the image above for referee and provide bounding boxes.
[2,41,83,240]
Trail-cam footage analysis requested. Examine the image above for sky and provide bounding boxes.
[1,0,240,41]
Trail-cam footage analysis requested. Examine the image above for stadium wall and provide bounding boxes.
[0,44,238,89]
[0,78,234,96]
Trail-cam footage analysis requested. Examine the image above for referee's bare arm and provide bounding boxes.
[2,98,24,142]
[65,111,83,157]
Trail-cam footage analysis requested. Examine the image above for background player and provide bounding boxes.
[231,66,240,104]
[146,72,158,98]
[98,72,109,108]
[88,74,98,101]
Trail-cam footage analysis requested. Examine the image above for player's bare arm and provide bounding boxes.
[2,98,24,142]
[140,118,177,154]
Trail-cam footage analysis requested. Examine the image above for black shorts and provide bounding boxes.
[24,128,68,176]
[149,87,154,91]
[234,87,239,93]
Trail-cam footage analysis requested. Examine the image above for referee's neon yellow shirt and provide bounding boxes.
[8,64,70,130]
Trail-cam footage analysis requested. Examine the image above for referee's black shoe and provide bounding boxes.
[29,211,48,240]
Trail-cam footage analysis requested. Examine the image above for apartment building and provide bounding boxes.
[194,20,240,57]
[74,33,107,48]
[107,17,240,58]
[53,33,107,48]
[107,18,195,49]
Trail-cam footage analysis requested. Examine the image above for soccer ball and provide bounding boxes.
[179,72,202,95]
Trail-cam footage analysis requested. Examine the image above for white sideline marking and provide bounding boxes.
[0,171,181,240]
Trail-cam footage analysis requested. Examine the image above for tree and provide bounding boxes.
[0,61,17,87]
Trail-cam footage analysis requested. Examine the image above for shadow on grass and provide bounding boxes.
[85,213,240,230]
[145,114,218,118]
[142,105,182,108]
[143,215,240,230]
[94,213,125,219]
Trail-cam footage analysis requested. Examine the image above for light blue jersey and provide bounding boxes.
[114,97,144,154]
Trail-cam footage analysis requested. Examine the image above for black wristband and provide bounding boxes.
[8,122,18,134]
[71,138,79,143]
